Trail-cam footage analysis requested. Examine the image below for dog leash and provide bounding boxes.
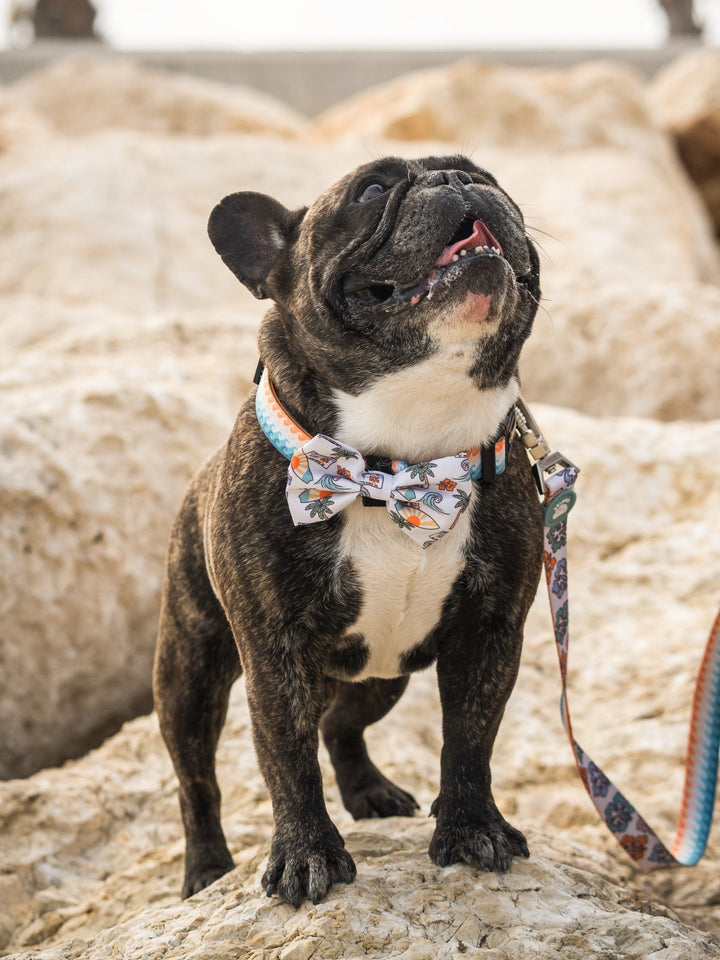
[517,399,720,869]
[255,358,720,865]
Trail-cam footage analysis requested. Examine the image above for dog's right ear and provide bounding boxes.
[208,192,306,300]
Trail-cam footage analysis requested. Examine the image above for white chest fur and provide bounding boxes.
[338,499,471,678]
[333,349,518,680]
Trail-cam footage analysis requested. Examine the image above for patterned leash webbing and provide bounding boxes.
[525,401,720,869]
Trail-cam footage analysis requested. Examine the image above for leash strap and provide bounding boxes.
[520,399,720,869]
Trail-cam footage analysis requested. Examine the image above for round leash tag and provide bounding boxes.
[542,489,577,528]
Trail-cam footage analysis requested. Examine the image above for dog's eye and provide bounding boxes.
[366,283,394,301]
[342,274,396,305]
[357,182,386,203]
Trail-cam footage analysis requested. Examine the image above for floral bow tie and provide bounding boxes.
[253,365,511,549]
[286,434,474,549]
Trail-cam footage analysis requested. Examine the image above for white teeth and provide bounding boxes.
[449,244,501,265]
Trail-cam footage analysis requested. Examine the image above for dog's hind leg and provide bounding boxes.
[321,677,419,819]
[153,479,242,898]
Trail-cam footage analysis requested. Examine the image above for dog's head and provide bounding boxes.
[208,155,539,393]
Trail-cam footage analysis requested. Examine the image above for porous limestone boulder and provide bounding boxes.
[0,309,258,779]
[1,407,720,956]
[0,86,51,159]
[650,47,720,233]
[0,127,717,417]
[0,131,366,315]
[9,56,307,138]
[2,54,720,790]
[311,59,662,156]
[521,279,720,419]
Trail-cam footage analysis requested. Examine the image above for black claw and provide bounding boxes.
[265,882,276,897]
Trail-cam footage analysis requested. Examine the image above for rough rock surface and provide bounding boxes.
[0,86,50,157]
[2,409,720,958]
[650,48,720,233]
[522,279,720,419]
[8,57,307,137]
[2,51,720,958]
[0,309,259,778]
[311,59,663,155]
[0,128,717,406]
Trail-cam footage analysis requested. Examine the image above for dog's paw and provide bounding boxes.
[182,858,235,899]
[429,807,529,873]
[342,769,420,820]
[262,824,357,907]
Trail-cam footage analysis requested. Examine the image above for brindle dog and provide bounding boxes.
[153,155,543,908]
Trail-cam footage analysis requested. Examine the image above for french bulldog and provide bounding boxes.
[153,154,544,908]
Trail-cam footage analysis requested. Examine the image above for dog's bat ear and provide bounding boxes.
[208,192,305,300]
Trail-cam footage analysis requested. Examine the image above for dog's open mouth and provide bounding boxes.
[343,217,505,313]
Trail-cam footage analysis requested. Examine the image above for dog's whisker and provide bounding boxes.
[526,292,554,328]
[525,223,563,245]
[363,143,385,163]
[537,302,554,327]
[526,234,554,266]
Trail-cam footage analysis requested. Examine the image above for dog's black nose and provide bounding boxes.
[425,169,474,188]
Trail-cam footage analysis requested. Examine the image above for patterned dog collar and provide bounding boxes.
[253,362,514,484]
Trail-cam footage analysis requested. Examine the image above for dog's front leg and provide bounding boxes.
[430,616,529,872]
[242,643,356,907]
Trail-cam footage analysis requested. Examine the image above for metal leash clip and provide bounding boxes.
[514,398,578,498]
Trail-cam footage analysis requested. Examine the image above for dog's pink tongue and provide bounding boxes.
[436,220,503,267]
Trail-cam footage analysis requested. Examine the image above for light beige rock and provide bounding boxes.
[312,59,660,156]
[9,56,307,138]
[1,409,720,957]
[0,129,369,779]
[649,48,720,232]
[482,141,720,290]
[0,132,367,315]
[521,279,720,419]
[0,309,258,779]
[1,75,719,776]
[0,87,51,158]
[0,128,717,407]
[2,54,720,957]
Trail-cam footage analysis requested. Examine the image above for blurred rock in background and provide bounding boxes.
[1,47,720,959]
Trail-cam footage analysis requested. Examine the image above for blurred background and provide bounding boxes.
[2,1,720,956]
[2,1,720,114]
[1,0,720,50]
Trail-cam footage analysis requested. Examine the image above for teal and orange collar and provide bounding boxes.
[253,362,514,484]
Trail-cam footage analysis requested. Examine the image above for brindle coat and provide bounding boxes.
[153,155,544,908]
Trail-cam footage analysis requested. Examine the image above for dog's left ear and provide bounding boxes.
[208,192,306,300]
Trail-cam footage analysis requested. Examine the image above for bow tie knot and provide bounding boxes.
[286,434,476,549]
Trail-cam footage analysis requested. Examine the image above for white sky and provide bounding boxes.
[1,0,719,50]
